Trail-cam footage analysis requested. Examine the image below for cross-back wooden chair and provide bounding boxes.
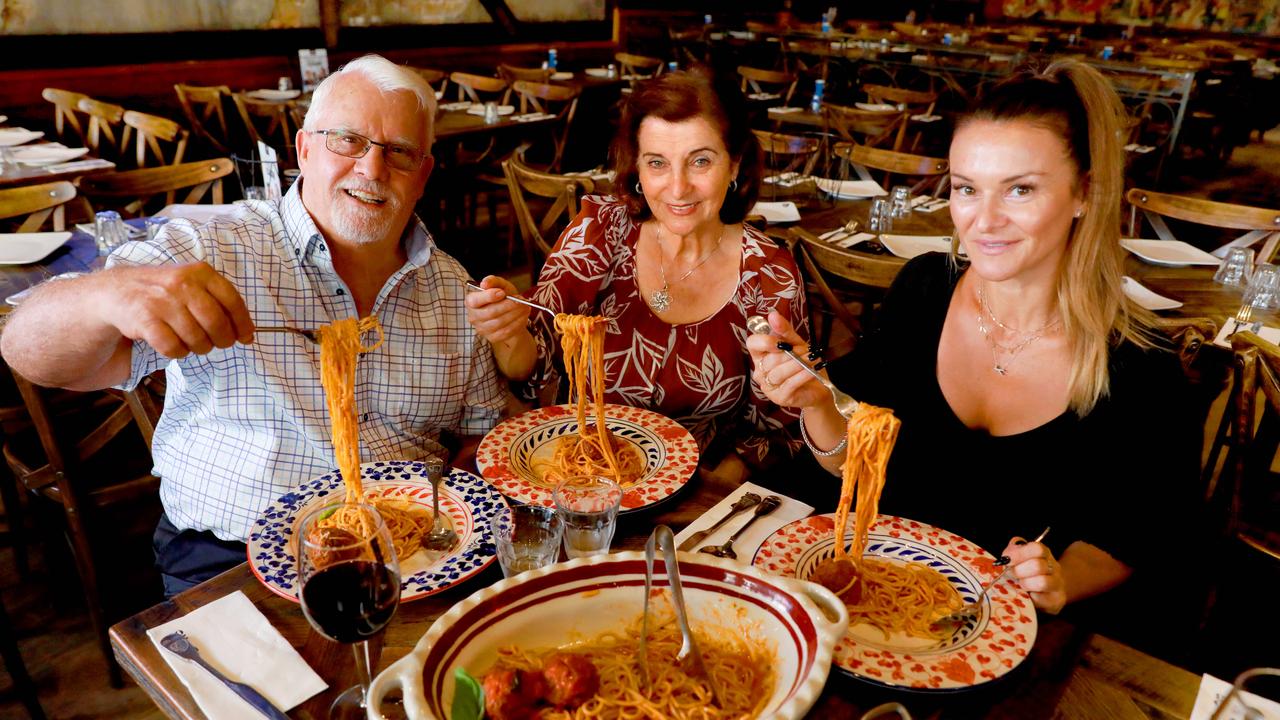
[41,88,88,146]
[76,97,131,161]
[498,64,553,86]
[738,66,797,104]
[77,157,233,218]
[173,83,231,155]
[753,129,821,192]
[1215,331,1280,561]
[822,102,911,153]
[230,92,296,166]
[122,110,189,168]
[789,226,904,357]
[832,142,949,196]
[615,52,664,84]
[450,71,511,105]
[410,67,449,98]
[862,83,938,115]
[3,371,164,687]
[503,150,596,279]
[0,181,77,232]
[509,81,581,173]
[1126,188,1280,262]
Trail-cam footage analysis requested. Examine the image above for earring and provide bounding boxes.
[729,179,739,192]
[1074,208,1084,218]
[635,181,643,194]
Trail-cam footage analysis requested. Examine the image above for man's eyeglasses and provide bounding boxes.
[308,129,427,171]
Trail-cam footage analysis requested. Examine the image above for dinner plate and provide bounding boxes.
[0,232,72,265]
[584,67,612,78]
[753,514,1038,691]
[1121,276,1183,310]
[813,177,887,199]
[12,145,89,166]
[246,460,508,604]
[751,200,802,223]
[550,71,573,81]
[0,128,43,147]
[879,234,954,259]
[246,88,302,101]
[855,102,899,112]
[1121,238,1221,267]
[475,403,699,513]
[465,104,515,116]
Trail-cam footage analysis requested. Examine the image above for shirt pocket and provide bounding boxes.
[378,352,466,434]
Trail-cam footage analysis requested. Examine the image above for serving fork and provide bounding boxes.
[159,631,289,719]
[747,315,860,420]
[641,526,723,707]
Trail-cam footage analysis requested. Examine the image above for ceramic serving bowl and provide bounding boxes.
[367,550,849,720]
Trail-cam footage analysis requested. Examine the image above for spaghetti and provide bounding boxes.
[810,404,962,640]
[312,316,433,560]
[533,313,643,487]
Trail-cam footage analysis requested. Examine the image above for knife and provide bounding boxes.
[159,631,291,720]
[677,492,762,551]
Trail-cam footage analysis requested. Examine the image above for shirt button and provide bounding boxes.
[336,288,345,295]
[362,413,369,422]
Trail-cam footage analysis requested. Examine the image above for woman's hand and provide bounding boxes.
[745,311,831,411]
[1002,536,1067,614]
[465,275,533,344]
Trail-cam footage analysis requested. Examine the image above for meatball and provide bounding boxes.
[481,667,548,720]
[810,557,862,604]
[542,653,600,708]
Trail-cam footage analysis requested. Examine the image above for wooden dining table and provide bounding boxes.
[0,155,116,189]
[110,458,1204,720]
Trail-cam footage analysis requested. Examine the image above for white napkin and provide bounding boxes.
[1214,317,1280,349]
[750,201,801,223]
[439,100,472,111]
[466,104,514,116]
[748,92,781,101]
[911,113,942,122]
[513,112,556,122]
[674,482,813,562]
[147,591,326,719]
[769,106,803,114]
[1191,673,1280,719]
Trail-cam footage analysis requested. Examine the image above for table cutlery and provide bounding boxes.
[933,527,1050,627]
[159,631,290,720]
[698,495,781,559]
[641,526,723,706]
[254,326,319,344]
[463,280,558,318]
[677,492,761,551]
[747,316,859,420]
[423,457,458,551]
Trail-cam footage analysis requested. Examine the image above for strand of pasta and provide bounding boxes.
[554,313,626,482]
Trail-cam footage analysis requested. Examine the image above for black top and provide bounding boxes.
[827,253,1201,568]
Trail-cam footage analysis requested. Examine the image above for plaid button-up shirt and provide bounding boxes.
[109,184,506,541]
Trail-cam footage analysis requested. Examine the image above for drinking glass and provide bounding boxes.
[890,186,912,219]
[297,501,400,720]
[144,216,169,241]
[1243,263,1280,311]
[94,211,128,255]
[1214,247,1255,288]
[553,476,623,559]
[1208,667,1280,719]
[483,101,499,125]
[0,147,14,175]
[493,504,563,577]
[869,197,894,233]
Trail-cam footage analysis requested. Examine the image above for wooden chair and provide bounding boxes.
[42,88,89,146]
[230,92,296,166]
[122,110,189,168]
[3,371,164,687]
[78,157,233,218]
[832,142,949,196]
[450,71,510,105]
[752,130,821,191]
[0,597,45,719]
[1216,331,1280,560]
[738,66,797,105]
[410,67,449,97]
[509,81,581,173]
[503,151,596,279]
[498,64,553,86]
[789,226,904,356]
[76,97,131,161]
[862,83,938,115]
[615,52,664,85]
[822,102,911,152]
[1125,188,1280,261]
[173,83,232,155]
[0,181,77,232]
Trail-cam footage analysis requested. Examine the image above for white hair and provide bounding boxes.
[303,54,437,147]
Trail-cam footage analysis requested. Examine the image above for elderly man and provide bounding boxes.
[0,54,522,595]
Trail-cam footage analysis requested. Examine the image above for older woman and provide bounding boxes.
[748,60,1201,614]
[469,68,808,474]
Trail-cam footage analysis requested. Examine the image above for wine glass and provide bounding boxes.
[297,500,401,720]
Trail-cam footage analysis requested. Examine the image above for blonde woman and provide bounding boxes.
[748,60,1200,614]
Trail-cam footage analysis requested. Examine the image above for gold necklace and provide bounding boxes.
[976,285,1059,375]
[647,224,725,312]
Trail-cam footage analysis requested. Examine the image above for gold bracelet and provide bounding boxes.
[799,408,848,457]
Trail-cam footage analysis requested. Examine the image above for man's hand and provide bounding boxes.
[98,262,255,358]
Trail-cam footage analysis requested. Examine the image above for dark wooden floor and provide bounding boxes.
[2,132,1279,720]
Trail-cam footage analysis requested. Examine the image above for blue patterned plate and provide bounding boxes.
[247,460,508,603]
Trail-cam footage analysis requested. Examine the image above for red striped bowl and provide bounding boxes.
[367,551,848,719]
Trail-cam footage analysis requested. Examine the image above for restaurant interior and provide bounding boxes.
[2,0,1280,717]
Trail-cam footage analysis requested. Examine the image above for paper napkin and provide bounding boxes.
[147,591,327,720]
[750,201,801,223]
[674,482,813,563]
[1190,673,1280,719]
[1214,318,1280,349]
[769,106,803,114]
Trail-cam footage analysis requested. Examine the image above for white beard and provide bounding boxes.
[329,183,403,245]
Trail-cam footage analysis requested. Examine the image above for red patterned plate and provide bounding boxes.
[475,404,699,513]
[752,513,1037,691]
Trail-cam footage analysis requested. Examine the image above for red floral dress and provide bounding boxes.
[524,196,808,470]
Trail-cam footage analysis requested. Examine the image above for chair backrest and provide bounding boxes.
[503,151,595,278]
[862,83,938,114]
[42,88,89,146]
[1126,188,1280,260]
[1220,331,1280,561]
[123,110,189,168]
[509,81,581,173]
[737,66,797,105]
[752,129,821,177]
[822,102,911,151]
[498,64,553,86]
[78,157,234,217]
[790,226,903,355]
[833,141,949,194]
[230,92,296,165]
[450,71,510,105]
[615,52,664,80]
[411,66,449,96]
[76,96,131,160]
[173,83,232,155]
[0,181,77,232]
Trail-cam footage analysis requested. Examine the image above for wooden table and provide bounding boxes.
[0,156,115,189]
[110,467,1203,720]
[0,226,105,311]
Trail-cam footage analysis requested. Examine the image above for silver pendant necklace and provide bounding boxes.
[646,224,725,313]
[976,285,1058,375]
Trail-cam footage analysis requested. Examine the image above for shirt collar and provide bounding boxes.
[282,178,435,268]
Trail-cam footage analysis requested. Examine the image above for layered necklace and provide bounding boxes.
[646,224,725,313]
[975,285,1060,376]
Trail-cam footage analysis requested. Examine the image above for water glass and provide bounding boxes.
[869,197,894,233]
[1244,263,1280,311]
[890,185,912,219]
[494,504,563,577]
[144,216,169,241]
[553,476,622,559]
[1214,247,1255,288]
[94,210,129,255]
[483,101,499,125]
[0,147,14,175]
[1208,667,1280,719]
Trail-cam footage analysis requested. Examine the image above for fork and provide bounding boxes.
[747,316,860,420]
[463,280,558,318]
[641,526,723,707]
[1232,300,1262,336]
[158,631,290,719]
[254,326,320,343]
[934,527,1050,627]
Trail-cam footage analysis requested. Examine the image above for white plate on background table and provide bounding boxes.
[855,102,898,112]
[814,177,887,199]
[0,128,43,147]
[245,88,301,101]
[751,200,802,223]
[465,104,514,116]
[1121,276,1183,311]
[584,67,612,78]
[1121,238,1221,267]
[12,145,89,166]
[879,234,954,259]
[550,71,573,81]
[0,232,72,265]
[246,460,507,604]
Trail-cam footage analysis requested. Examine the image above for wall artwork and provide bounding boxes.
[1001,0,1280,35]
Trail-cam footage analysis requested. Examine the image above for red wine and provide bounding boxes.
[301,560,399,643]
